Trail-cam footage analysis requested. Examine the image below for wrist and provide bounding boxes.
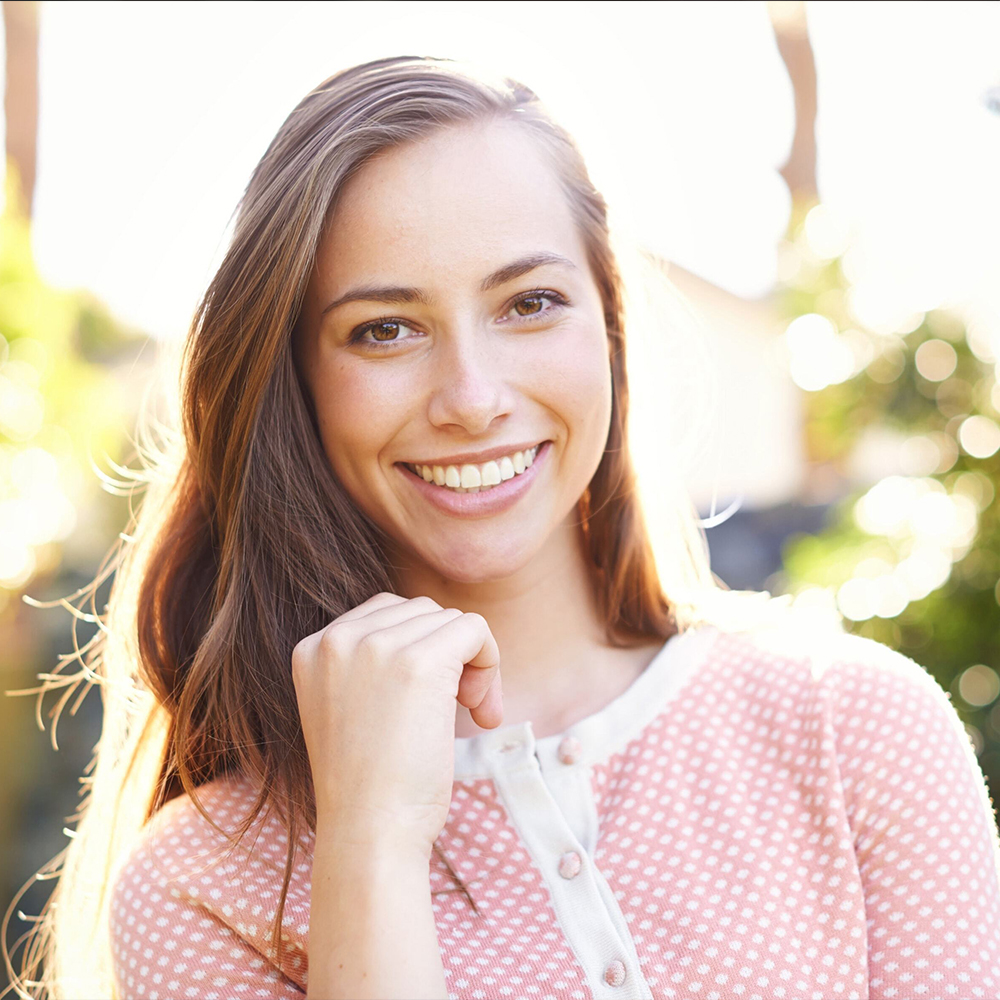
[314,817,432,868]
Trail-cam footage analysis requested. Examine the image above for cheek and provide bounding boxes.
[309,354,406,478]
[533,322,613,438]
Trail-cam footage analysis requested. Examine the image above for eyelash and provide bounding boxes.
[347,289,570,349]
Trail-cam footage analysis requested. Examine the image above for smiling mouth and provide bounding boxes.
[400,441,548,494]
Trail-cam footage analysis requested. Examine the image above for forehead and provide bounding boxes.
[318,119,583,282]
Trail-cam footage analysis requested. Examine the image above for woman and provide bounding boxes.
[8,55,1000,1000]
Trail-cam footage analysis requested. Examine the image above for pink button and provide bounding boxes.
[557,736,582,764]
[604,960,626,987]
[558,851,582,879]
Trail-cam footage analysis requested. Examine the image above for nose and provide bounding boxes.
[424,327,516,436]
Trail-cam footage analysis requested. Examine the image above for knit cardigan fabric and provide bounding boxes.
[109,623,1000,999]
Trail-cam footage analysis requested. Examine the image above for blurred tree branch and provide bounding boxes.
[768,0,817,202]
[3,0,39,217]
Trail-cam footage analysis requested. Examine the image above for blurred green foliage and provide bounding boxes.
[0,169,148,942]
[0,170,145,615]
[772,198,1000,796]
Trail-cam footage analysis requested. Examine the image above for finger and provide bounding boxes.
[409,613,500,702]
[361,606,465,652]
[331,591,408,626]
[410,612,500,673]
[338,596,446,637]
[467,668,503,730]
[296,599,405,665]
[455,656,501,721]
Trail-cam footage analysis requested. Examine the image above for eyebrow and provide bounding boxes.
[320,251,578,316]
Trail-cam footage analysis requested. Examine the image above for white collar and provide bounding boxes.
[453,623,721,779]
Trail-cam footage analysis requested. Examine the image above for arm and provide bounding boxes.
[306,825,448,1000]
[817,635,1000,998]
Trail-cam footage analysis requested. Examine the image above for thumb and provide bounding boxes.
[467,668,503,730]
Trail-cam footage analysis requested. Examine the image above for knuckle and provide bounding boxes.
[356,628,387,656]
[409,595,441,613]
[393,645,424,676]
[317,623,346,657]
[290,638,311,673]
[291,634,325,684]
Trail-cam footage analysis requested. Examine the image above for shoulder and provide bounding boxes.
[108,772,312,996]
[711,620,984,803]
[110,770,310,935]
[112,771,268,891]
[794,626,963,738]
[699,619,959,731]
[705,616,942,689]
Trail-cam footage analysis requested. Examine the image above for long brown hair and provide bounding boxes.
[4,54,790,999]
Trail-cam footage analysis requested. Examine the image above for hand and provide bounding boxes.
[291,592,503,859]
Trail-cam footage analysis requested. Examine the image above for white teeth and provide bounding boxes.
[481,460,501,486]
[408,444,542,493]
[459,464,482,488]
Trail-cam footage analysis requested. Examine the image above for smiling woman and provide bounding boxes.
[295,119,614,584]
[6,54,1000,1000]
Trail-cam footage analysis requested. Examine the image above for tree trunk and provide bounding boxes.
[3,0,40,217]
[767,0,818,202]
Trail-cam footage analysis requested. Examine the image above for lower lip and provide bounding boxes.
[396,441,552,519]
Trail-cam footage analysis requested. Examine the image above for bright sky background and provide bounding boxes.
[19,0,1000,342]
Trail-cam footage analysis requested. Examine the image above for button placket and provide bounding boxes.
[486,725,651,999]
[538,734,599,858]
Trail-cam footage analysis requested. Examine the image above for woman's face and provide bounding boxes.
[298,119,613,584]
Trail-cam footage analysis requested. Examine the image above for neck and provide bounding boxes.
[386,516,662,739]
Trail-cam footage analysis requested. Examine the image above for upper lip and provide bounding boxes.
[400,440,549,468]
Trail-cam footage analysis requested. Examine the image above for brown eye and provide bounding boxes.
[514,296,545,317]
[507,290,568,322]
[371,322,401,342]
[348,317,420,348]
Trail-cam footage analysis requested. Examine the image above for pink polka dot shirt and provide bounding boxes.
[109,623,1000,999]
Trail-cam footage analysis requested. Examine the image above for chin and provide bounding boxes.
[422,536,536,585]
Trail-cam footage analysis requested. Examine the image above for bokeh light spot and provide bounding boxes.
[959,664,1000,708]
[959,415,1000,459]
[915,338,958,381]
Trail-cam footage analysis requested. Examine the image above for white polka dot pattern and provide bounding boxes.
[586,630,1000,998]
[108,627,1000,999]
[110,778,311,998]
